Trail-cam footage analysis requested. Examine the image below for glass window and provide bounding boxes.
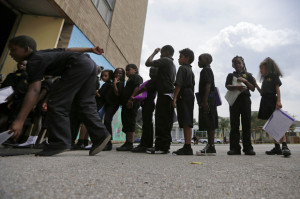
[91,0,115,26]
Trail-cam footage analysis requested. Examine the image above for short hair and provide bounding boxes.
[199,53,213,65]
[9,35,37,51]
[179,48,194,64]
[126,64,139,73]
[161,45,174,57]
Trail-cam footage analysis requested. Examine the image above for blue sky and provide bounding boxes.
[139,0,300,120]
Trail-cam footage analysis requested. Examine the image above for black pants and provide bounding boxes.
[229,94,253,152]
[104,104,119,138]
[154,94,174,151]
[46,54,108,149]
[140,101,155,148]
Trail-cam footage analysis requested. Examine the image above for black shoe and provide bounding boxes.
[71,143,85,150]
[227,150,241,155]
[244,150,256,155]
[89,134,111,156]
[14,144,34,149]
[103,141,112,151]
[282,146,291,157]
[266,147,282,155]
[146,147,169,154]
[131,145,147,153]
[35,148,68,156]
[196,144,216,156]
[172,147,193,155]
[116,142,133,151]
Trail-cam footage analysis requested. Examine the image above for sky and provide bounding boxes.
[138,0,300,120]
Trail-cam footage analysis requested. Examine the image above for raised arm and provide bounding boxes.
[66,46,104,55]
[145,48,160,66]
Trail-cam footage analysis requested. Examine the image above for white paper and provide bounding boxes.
[0,86,14,104]
[0,130,13,145]
[263,109,295,142]
[225,77,245,106]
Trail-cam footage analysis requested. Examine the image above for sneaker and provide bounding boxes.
[84,144,93,150]
[131,145,147,153]
[196,144,216,156]
[244,150,256,155]
[35,148,68,156]
[265,147,282,155]
[103,141,112,151]
[116,142,133,151]
[282,146,291,157]
[172,147,193,155]
[227,150,241,155]
[15,136,37,148]
[146,147,169,154]
[89,134,111,156]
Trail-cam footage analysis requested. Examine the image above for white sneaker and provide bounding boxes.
[17,136,38,148]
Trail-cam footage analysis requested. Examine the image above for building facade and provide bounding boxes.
[0,0,148,141]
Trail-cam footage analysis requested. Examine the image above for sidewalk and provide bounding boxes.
[0,144,299,199]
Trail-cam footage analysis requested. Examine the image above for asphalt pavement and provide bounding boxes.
[0,144,299,199]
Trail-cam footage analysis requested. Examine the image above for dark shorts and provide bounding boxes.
[177,94,194,128]
[121,103,140,133]
[258,94,276,120]
[198,97,218,131]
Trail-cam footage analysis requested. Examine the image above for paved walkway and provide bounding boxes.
[0,144,299,199]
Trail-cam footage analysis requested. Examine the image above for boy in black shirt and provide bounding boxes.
[145,45,176,154]
[8,35,111,156]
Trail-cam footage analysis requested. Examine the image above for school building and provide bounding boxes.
[0,0,148,141]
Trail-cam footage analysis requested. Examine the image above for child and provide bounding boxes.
[103,68,125,151]
[172,48,195,155]
[131,67,158,153]
[145,45,176,154]
[116,64,143,151]
[225,56,256,155]
[196,53,218,156]
[255,57,291,156]
[8,35,111,156]
[96,69,113,111]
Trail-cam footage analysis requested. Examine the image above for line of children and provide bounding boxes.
[255,57,291,156]
[225,56,256,155]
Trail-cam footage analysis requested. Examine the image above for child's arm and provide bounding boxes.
[253,77,261,94]
[65,46,104,55]
[275,85,282,109]
[9,81,41,139]
[172,86,181,108]
[145,48,160,66]
[201,83,211,114]
[113,77,120,96]
[237,77,255,91]
[127,86,140,109]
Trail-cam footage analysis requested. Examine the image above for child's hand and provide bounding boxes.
[92,46,104,55]
[237,77,247,83]
[114,77,120,84]
[42,102,47,112]
[96,90,101,97]
[126,99,133,109]
[172,99,177,108]
[154,48,161,54]
[276,101,282,109]
[238,86,247,92]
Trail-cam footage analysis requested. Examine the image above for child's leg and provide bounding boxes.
[208,129,215,145]
[183,126,192,145]
[240,97,254,152]
[140,102,155,148]
[229,103,241,152]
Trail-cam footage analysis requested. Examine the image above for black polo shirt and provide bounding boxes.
[225,71,255,96]
[261,74,282,96]
[152,57,176,94]
[144,78,157,103]
[198,65,215,96]
[121,74,143,105]
[25,48,82,83]
[105,81,124,105]
[175,64,195,90]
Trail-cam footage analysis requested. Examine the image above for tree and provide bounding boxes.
[218,117,230,141]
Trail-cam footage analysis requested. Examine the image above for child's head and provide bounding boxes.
[17,60,27,71]
[198,53,212,68]
[259,57,282,78]
[100,70,113,82]
[9,35,37,62]
[232,56,246,73]
[114,68,125,82]
[149,67,158,79]
[178,48,194,65]
[161,45,174,58]
[125,64,138,77]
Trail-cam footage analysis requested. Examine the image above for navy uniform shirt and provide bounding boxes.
[121,74,143,105]
[105,81,124,106]
[225,71,255,96]
[199,65,215,97]
[152,57,176,95]
[25,48,82,83]
[175,64,195,98]
[261,74,281,96]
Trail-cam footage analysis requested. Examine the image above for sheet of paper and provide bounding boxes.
[224,77,245,106]
[263,109,295,142]
[0,130,13,145]
[0,86,14,104]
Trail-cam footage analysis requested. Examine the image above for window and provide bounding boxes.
[91,0,115,26]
